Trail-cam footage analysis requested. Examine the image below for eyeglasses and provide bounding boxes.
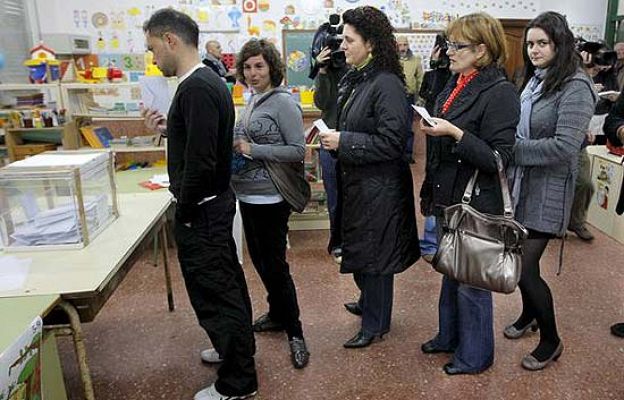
[446,41,473,52]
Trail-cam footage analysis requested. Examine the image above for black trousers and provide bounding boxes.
[239,201,304,339]
[174,188,257,396]
[354,273,394,336]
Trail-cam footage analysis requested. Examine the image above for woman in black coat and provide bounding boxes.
[418,13,519,374]
[320,6,420,348]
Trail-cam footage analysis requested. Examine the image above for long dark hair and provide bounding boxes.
[521,11,581,96]
[342,6,404,83]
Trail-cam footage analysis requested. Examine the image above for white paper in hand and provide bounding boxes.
[140,76,172,116]
[412,105,437,127]
[313,119,331,133]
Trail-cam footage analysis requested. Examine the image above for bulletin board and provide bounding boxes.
[281,28,442,88]
[282,30,316,87]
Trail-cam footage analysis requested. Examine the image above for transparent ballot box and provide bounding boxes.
[0,150,118,251]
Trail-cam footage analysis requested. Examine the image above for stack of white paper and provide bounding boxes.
[10,195,110,246]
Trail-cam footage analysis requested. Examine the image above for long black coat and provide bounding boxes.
[420,66,519,217]
[336,67,420,275]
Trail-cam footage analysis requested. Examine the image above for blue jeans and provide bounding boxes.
[320,147,340,251]
[430,276,494,372]
[419,216,438,255]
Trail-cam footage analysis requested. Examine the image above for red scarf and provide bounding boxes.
[441,70,479,115]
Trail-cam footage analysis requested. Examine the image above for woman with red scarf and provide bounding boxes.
[418,12,519,375]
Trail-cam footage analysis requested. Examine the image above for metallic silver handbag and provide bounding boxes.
[432,151,528,294]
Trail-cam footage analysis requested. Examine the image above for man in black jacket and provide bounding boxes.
[202,40,236,83]
[142,9,257,400]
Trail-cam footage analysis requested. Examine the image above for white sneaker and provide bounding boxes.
[194,384,257,400]
[200,348,223,364]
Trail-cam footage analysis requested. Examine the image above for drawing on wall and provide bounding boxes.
[92,12,109,29]
[96,32,106,52]
[81,10,89,28]
[242,0,258,13]
[263,20,277,34]
[259,0,270,12]
[571,25,603,42]
[197,8,210,23]
[280,16,294,29]
[285,5,295,15]
[381,0,411,28]
[246,15,260,36]
[299,0,321,16]
[228,7,243,28]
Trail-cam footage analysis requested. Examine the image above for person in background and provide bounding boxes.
[613,42,624,91]
[231,39,310,369]
[320,6,420,349]
[397,35,424,163]
[418,12,519,375]
[203,40,237,83]
[568,44,618,241]
[313,46,348,264]
[142,9,257,400]
[603,91,624,339]
[418,38,452,263]
[504,11,595,371]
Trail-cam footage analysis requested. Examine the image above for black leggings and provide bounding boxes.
[514,230,561,358]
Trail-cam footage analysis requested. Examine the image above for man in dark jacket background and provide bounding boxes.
[313,46,347,263]
[202,39,236,83]
[603,93,624,339]
[142,9,257,400]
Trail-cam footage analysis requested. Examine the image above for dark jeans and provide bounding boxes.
[429,223,494,372]
[239,201,304,339]
[419,215,438,255]
[353,273,394,335]
[320,147,340,251]
[174,188,257,396]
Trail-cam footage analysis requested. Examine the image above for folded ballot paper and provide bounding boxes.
[10,194,109,246]
[140,76,171,116]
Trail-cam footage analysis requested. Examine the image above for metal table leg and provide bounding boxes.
[160,218,175,312]
[48,300,96,400]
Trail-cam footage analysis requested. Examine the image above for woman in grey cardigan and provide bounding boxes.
[231,39,310,369]
[505,12,596,370]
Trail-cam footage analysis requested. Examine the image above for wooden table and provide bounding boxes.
[0,191,174,400]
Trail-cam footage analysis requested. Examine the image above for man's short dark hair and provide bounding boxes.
[143,8,199,48]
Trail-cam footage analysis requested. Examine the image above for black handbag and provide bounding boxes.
[432,151,528,293]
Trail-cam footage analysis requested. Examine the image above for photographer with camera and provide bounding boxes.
[417,36,452,264]
[567,40,617,241]
[311,15,349,263]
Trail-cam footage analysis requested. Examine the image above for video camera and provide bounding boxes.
[309,14,346,80]
[430,33,450,69]
[576,38,617,68]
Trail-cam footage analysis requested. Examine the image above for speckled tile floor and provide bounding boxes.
[57,138,624,399]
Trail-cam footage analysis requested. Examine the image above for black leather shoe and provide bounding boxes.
[443,362,485,375]
[289,337,310,369]
[421,339,454,354]
[344,302,362,316]
[611,322,624,338]
[343,331,381,349]
[252,313,285,333]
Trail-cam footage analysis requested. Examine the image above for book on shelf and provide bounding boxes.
[79,126,113,148]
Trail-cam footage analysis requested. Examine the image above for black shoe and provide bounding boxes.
[611,323,624,338]
[443,362,486,375]
[568,224,594,241]
[289,337,310,369]
[343,331,382,349]
[252,313,285,333]
[343,302,362,316]
[421,339,454,354]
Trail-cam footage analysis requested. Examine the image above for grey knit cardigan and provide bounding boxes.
[513,70,597,236]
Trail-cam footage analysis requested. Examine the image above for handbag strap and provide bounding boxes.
[461,150,514,219]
